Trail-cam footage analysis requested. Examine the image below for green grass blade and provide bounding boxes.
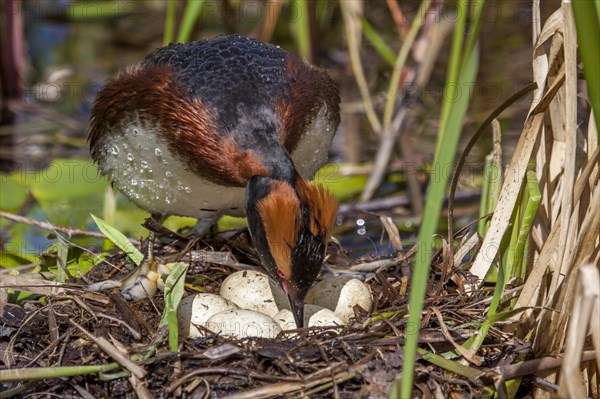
[177,0,204,43]
[513,171,541,278]
[478,155,493,236]
[54,236,70,283]
[360,18,396,66]
[572,0,600,136]
[161,262,188,351]
[293,0,312,60]
[418,348,487,380]
[433,0,468,159]
[504,192,522,287]
[400,29,482,399]
[462,0,486,68]
[90,214,143,266]
[164,0,177,45]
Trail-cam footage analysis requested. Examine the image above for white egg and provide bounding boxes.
[205,309,282,339]
[177,293,238,338]
[220,270,289,317]
[274,305,346,331]
[305,276,373,324]
[309,308,346,328]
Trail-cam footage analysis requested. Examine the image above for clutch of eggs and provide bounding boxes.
[177,270,373,339]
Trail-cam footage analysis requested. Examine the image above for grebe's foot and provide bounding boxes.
[188,214,220,236]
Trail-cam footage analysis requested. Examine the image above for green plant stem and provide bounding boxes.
[164,0,177,45]
[161,262,188,351]
[400,1,485,395]
[433,0,468,159]
[293,0,312,61]
[0,363,121,382]
[360,18,396,66]
[462,0,486,69]
[363,309,404,326]
[572,0,600,136]
[504,193,522,287]
[418,348,487,380]
[401,44,480,399]
[478,155,493,236]
[513,171,541,279]
[177,0,204,43]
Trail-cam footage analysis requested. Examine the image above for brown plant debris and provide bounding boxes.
[2,232,535,399]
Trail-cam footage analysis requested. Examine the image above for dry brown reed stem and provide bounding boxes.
[463,4,599,397]
[557,264,600,398]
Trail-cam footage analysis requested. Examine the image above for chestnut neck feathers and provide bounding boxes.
[246,175,337,298]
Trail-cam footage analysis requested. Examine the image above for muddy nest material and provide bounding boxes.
[1,234,523,398]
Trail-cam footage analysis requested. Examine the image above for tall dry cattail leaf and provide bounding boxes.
[469,64,566,284]
[557,264,600,398]
[469,115,543,283]
[554,0,579,294]
[512,147,599,319]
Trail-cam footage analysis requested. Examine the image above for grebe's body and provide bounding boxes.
[89,35,340,327]
[90,36,338,219]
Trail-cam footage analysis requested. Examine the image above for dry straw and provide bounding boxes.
[465,3,599,397]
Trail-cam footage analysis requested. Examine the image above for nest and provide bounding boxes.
[1,232,525,398]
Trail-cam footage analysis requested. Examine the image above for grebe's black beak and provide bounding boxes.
[289,294,305,328]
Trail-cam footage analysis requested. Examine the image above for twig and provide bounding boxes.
[222,363,360,399]
[69,319,146,379]
[167,368,294,393]
[339,188,482,214]
[386,0,409,37]
[0,275,68,296]
[340,1,382,134]
[361,108,407,202]
[497,350,597,380]
[0,210,117,241]
[431,307,482,366]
